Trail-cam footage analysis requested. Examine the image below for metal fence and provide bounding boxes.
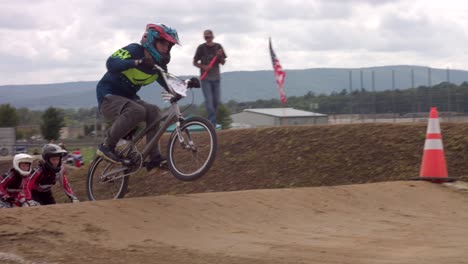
[310,67,468,123]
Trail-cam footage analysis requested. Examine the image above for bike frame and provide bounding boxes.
[118,64,188,163]
[98,101,196,181]
[131,102,183,160]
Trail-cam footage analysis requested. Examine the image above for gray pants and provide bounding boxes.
[100,95,161,160]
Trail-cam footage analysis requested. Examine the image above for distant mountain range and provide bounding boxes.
[1,65,467,110]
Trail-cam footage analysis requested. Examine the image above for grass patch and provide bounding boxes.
[60,145,97,165]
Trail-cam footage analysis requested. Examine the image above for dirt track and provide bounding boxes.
[1,181,468,264]
[3,123,468,263]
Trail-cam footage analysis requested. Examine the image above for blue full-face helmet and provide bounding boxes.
[141,23,180,65]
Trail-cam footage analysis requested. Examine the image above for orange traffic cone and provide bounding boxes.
[414,107,456,182]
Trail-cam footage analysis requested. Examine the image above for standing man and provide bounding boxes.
[193,29,227,126]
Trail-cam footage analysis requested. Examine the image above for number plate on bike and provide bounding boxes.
[167,75,187,97]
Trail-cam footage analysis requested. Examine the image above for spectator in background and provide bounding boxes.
[193,29,227,126]
[72,148,82,168]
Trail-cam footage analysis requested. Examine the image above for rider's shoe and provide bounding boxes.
[144,155,168,172]
[97,144,121,164]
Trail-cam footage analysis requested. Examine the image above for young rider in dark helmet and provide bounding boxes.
[96,23,200,171]
[20,144,79,206]
[0,154,34,208]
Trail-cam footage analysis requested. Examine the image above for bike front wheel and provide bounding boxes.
[86,157,129,201]
[167,116,217,181]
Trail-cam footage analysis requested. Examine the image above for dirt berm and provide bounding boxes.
[1,123,468,263]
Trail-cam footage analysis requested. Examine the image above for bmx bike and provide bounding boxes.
[86,65,217,201]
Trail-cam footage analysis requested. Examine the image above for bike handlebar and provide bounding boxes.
[153,64,176,95]
[154,64,200,96]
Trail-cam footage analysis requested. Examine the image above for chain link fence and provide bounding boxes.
[307,67,468,124]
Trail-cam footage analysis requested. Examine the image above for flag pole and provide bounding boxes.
[279,81,287,125]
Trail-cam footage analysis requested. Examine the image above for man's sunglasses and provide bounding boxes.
[204,35,213,40]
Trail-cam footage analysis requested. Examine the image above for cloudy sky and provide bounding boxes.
[1,0,467,85]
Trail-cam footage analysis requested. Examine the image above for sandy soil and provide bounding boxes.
[3,123,468,263]
[1,181,468,264]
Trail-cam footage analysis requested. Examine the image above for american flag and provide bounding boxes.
[269,38,287,104]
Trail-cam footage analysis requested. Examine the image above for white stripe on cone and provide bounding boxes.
[427,118,441,134]
[424,139,444,150]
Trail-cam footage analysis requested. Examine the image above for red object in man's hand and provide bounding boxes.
[200,55,219,80]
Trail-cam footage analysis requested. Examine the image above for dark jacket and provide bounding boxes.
[0,169,24,203]
[96,43,167,107]
[193,43,227,81]
[21,162,76,202]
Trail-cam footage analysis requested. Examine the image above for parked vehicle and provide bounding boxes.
[14,145,28,154]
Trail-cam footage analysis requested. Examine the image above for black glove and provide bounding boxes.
[187,77,200,88]
[137,57,155,70]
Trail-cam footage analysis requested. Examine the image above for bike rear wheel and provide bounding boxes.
[167,116,217,181]
[86,157,129,201]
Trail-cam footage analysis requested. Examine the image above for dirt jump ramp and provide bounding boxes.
[1,181,467,264]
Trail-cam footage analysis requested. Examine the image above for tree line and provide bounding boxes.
[226,81,468,116]
[0,103,233,141]
[0,105,66,141]
[1,81,467,140]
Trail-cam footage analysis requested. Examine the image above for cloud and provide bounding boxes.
[0,0,468,85]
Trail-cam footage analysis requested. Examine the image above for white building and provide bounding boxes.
[231,108,328,128]
[0,127,15,156]
[60,126,85,139]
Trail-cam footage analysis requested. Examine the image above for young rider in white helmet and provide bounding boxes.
[0,153,34,208]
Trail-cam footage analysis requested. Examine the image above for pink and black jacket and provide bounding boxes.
[22,162,77,202]
[0,169,26,206]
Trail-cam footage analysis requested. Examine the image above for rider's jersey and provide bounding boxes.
[22,162,76,201]
[0,169,24,201]
[96,43,167,107]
